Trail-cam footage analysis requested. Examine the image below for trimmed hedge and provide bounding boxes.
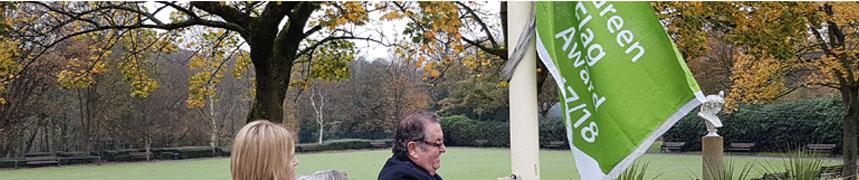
[442,115,509,147]
[171,146,216,159]
[0,159,22,168]
[295,139,394,152]
[440,115,568,148]
[320,139,372,151]
[90,146,223,162]
[663,98,843,152]
[0,146,225,168]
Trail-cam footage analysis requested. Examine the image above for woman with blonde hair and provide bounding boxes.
[231,120,299,180]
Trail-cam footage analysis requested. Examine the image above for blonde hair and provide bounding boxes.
[231,120,296,180]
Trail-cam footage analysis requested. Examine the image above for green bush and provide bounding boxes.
[56,151,93,158]
[663,98,843,152]
[539,117,568,149]
[441,115,568,148]
[173,146,215,159]
[95,150,135,162]
[148,146,215,159]
[319,139,372,151]
[0,159,22,168]
[158,152,180,160]
[441,115,509,147]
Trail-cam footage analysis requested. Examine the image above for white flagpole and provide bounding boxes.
[508,2,540,179]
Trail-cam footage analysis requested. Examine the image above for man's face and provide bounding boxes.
[409,123,446,175]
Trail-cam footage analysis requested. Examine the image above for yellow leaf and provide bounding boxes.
[430,69,441,78]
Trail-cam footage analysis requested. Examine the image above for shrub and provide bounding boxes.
[173,146,215,159]
[319,139,372,151]
[663,98,843,152]
[149,146,215,159]
[539,116,568,149]
[441,115,509,147]
[441,115,568,148]
[0,159,21,168]
[57,151,91,157]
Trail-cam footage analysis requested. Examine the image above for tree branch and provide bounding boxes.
[189,2,251,27]
[273,2,317,59]
[461,36,507,59]
[455,2,498,48]
[296,36,383,59]
[260,2,296,22]
[157,1,200,19]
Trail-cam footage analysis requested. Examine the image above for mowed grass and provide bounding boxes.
[0,147,841,180]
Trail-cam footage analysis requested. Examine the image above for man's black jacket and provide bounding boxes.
[378,156,442,180]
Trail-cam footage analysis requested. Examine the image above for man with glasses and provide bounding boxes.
[378,111,446,180]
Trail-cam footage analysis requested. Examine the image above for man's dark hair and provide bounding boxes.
[392,110,440,160]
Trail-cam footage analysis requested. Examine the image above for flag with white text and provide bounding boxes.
[535,2,704,179]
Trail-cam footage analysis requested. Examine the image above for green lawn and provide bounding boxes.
[0,147,841,180]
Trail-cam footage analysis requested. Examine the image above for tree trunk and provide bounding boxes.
[243,3,317,135]
[23,125,39,154]
[310,86,325,144]
[145,135,151,161]
[0,133,7,157]
[247,67,287,121]
[208,95,218,155]
[842,87,859,178]
[318,122,324,144]
[77,89,90,152]
[246,53,299,135]
[500,1,508,45]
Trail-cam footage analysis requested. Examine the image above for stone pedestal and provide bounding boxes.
[702,135,724,180]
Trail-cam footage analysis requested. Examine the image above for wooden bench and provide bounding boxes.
[727,143,756,153]
[218,147,232,156]
[129,151,153,161]
[159,152,180,160]
[805,144,837,154]
[297,144,320,152]
[660,142,686,153]
[370,140,388,148]
[58,151,101,165]
[545,141,565,149]
[60,155,101,165]
[25,152,60,166]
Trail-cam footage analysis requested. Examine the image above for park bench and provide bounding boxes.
[370,140,388,148]
[58,152,101,165]
[59,155,101,165]
[129,151,153,161]
[660,142,686,153]
[218,146,232,156]
[545,141,565,149]
[159,152,180,160]
[727,142,756,153]
[297,144,320,152]
[805,144,837,155]
[25,152,60,166]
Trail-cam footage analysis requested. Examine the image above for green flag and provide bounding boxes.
[535,1,704,179]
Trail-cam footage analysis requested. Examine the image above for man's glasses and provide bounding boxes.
[419,140,444,148]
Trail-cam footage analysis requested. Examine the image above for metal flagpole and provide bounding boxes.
[507,2,539,180]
